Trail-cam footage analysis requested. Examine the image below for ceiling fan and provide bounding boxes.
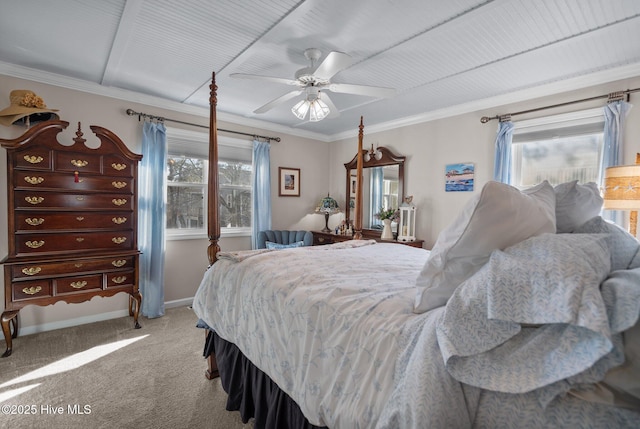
[231,48,396,121]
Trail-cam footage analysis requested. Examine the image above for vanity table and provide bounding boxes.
[312,231,424,248]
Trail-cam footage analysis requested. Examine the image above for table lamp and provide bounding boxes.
[602,163,640,237]
[315,194,341,232]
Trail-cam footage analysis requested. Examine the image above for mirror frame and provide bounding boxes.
[344,146,405,237]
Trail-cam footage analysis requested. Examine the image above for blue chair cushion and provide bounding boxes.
[265,240,305,250]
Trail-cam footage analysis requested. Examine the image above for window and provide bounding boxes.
[510,109,604,189]
[165,128,252,239]
[167,155,206,231]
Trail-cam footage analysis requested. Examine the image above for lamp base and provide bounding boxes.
[322,213,331,233]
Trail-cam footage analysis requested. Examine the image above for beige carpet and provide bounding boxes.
[0,306,252,429]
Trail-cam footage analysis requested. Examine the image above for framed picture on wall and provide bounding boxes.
[445,162,475,192]
[279,167,300,197]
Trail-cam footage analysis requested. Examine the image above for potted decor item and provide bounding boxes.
[375,207,399,240]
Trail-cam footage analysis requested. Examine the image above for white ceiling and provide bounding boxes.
[1,0,640,141]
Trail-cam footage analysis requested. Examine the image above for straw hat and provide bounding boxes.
[0,89,59,127]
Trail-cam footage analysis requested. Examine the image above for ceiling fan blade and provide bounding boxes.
[328,83,396,98]
[312,51,353,81]
[319,92,340,118]
[231,73,299,86]
[254,90,303,114]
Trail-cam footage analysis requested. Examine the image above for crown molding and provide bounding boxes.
[2,61,639,143]
[0,61,330,142]
[328,62,640,141]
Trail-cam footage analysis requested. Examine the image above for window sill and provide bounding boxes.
[166,228,251,241]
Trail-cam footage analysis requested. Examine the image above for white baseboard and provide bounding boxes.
[17,297,195,336]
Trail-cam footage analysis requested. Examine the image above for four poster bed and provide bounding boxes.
[193,73,640,428]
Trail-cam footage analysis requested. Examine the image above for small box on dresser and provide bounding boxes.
[1,121,142,357]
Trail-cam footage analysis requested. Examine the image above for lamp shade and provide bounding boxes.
[315,194,340,214]
[602,165,640,210]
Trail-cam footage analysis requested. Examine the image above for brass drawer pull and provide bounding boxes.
[25,218,44,226]
[24,155,44,164]
[23,286,42,295]
[76,237,85,242]
[111,163,126,171]
[25,240,45,249]
[74,263,83,268]
[112,217,127,224]
[22,267,42,276]
[76,196,85,201]
[112,259,127,267]
[112,181,127,189]
[112,237,127,245]
[70,281,87,289]
[112,276,127,284]
[24,176,45,185]
[71,159,88,167]
[25,196,44,205]
[76,216,85,221]
[112,198,127,206]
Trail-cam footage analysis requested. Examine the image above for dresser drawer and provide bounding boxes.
[15,211,133,232]
[12,279,52,301]
[104,155,135,177]
[15,231,135,255]
[14,148,52,170]
[15,191,133,210]
[14,171,134,194]
[106,271,135,289]
[55,275,103,294]
[11,256,137,280]
[55,152,101,173]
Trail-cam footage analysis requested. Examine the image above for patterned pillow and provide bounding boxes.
[573,216,640,271]
[265,240,305,250]
[413,181,556,313]
[554,180,603,233]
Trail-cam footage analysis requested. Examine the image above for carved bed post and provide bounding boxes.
[206,71,220,380]
[207,72,221,266]
[353,116,364,239]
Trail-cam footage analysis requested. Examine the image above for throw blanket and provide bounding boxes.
[436,233,639,402]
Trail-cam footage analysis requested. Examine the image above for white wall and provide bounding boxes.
[1,73,639,335]
[329,75,640,248]
[0,75,329,334]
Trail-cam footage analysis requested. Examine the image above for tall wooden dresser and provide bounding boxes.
[1,121,142,357]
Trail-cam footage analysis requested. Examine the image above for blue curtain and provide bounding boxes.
[370,167,384,227]
[600,100,632,183]
[600,100,632,224]
[138,121,167,318]
[252,140,271,249]
[493,120,514,183]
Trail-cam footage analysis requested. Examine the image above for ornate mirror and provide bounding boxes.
[344,146,405,237]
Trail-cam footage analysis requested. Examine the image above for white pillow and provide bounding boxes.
[554,180,603,233]
[413,180,556,313]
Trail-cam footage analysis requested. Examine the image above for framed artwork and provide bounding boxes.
[279,167,300,197]
[445,162,474,192]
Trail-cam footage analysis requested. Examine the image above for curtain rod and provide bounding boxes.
[125,108,281,142]
[480,87,640,124]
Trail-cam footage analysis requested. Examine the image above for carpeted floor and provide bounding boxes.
[0,306,252,429]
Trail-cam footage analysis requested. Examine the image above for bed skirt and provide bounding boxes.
[204,330,326,429]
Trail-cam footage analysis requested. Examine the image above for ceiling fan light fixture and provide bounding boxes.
[291,99,310,120]
[309,98,330,122]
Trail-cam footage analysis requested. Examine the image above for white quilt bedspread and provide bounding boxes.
[193,238,640,428]
[193,242,451,428]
